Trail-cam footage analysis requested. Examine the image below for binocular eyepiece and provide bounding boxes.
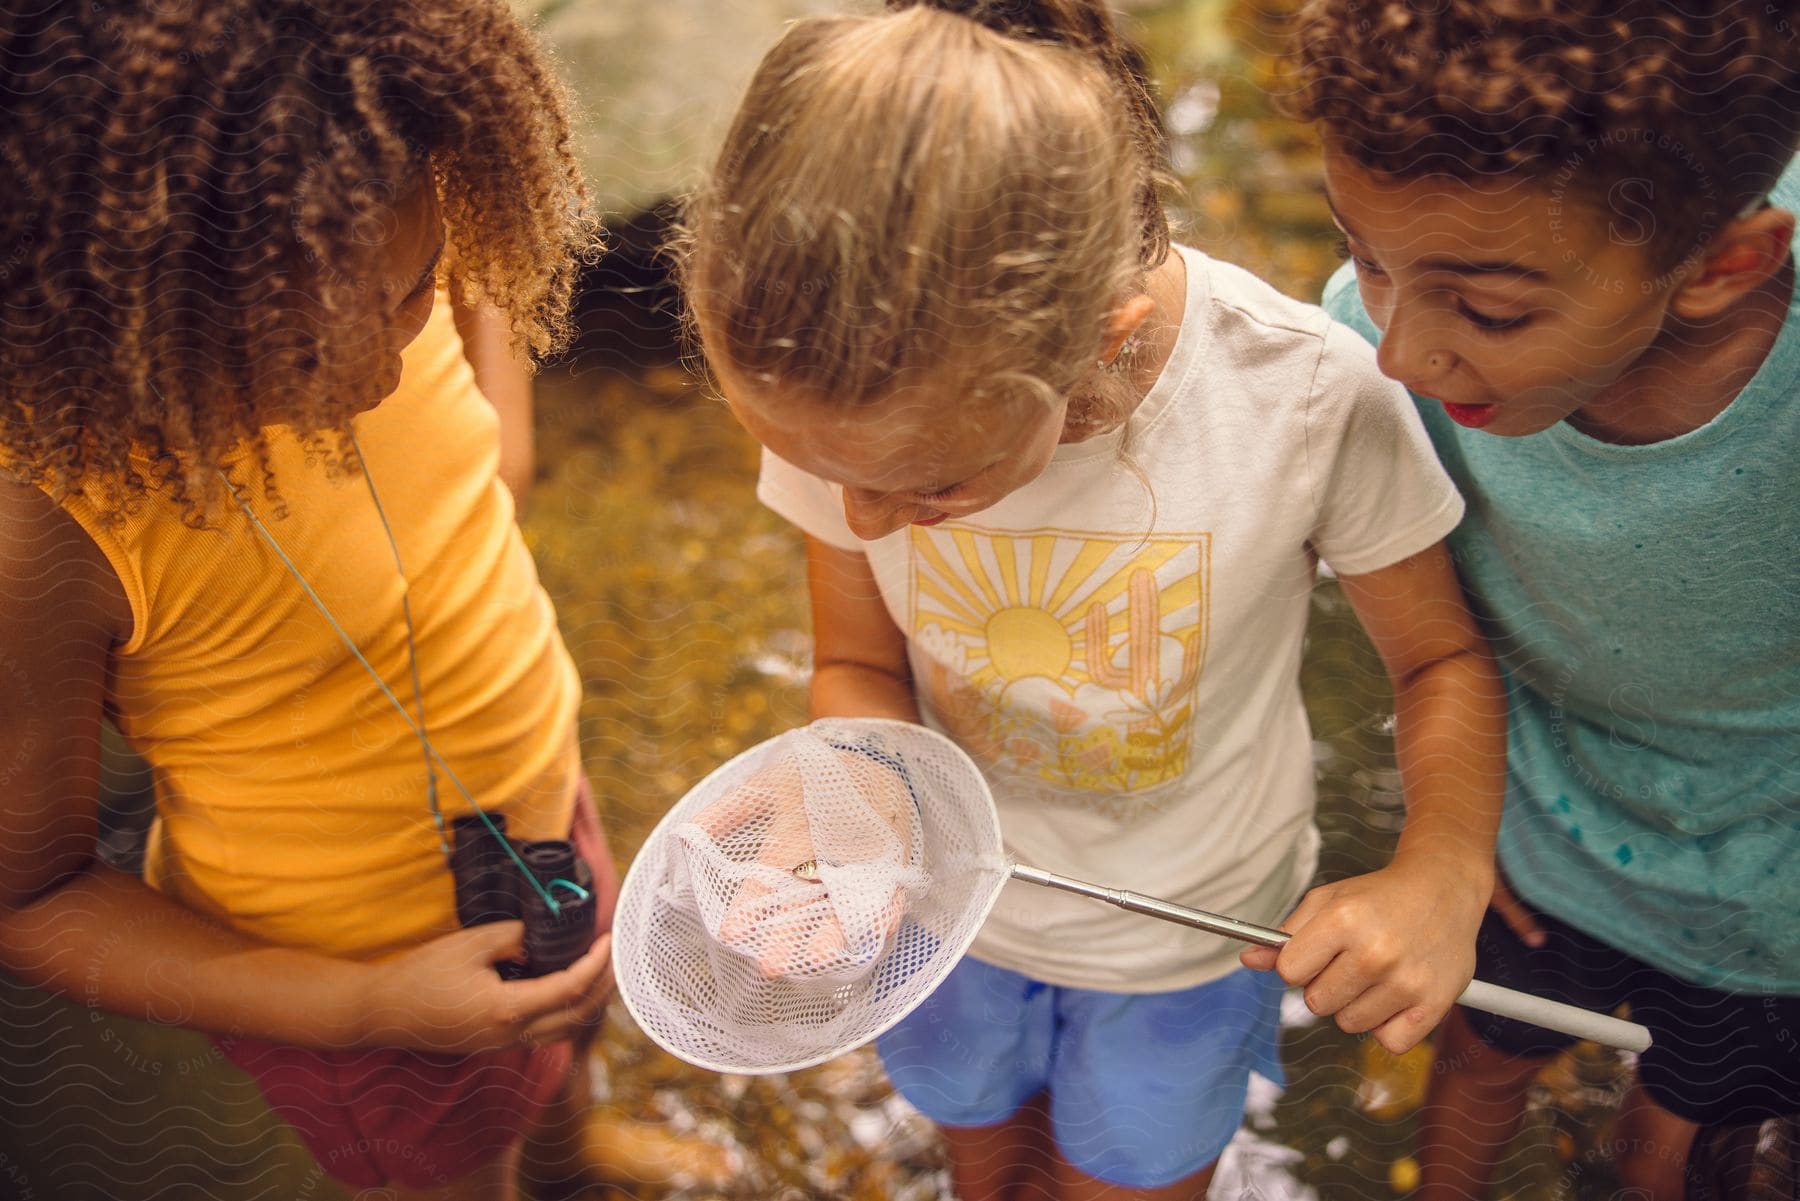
[449,814,597,979]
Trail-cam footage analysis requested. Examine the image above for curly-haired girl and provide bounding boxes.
[0,3,615,1197]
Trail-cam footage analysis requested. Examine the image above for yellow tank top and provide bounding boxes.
[57,296,582,960]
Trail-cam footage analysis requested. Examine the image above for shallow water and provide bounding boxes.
[0,3,1639,1199]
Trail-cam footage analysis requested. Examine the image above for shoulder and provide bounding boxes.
[1179,248,1390,400]
[0,479,130,644]
[1184,246,1334,347]
[756,446,865,554]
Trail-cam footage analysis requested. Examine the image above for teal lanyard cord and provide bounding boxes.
[350,437,444,853]
[217,442,588,913]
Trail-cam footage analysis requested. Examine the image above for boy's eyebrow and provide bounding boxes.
[1324,193,1549,281]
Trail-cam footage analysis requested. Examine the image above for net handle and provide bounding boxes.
[1007,863,1651,1053]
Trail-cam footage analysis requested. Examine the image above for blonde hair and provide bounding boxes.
[683,0,1170,425]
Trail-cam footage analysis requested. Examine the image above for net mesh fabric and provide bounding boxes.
[675,734,928,983]
[613,719,1008,1074]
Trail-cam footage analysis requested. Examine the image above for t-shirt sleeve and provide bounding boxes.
[1305,319,1465,576]
[756,447,867,552]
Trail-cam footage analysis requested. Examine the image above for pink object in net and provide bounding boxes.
[613,719,1009,1074]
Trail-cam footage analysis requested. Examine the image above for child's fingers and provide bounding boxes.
[1279,907,1404,1014]
[753,907,850,978]
[1239,946,1280,972]
[518,941,615,1045]
[1290,949,1368,1017]
[846,749,914,831]
[717,879,769,944]
[693,761,812,849]
[1329,971,1441,1037]
[788,888,906,976]
[787,917,837,977]
[556,928,613,991]
[517,983,608,1045]
[502,932,611,1024]
[716,878,823,977]
[590,933,617,1003]
[467,919,528,966]
[688,796,741,838]
[1268,894,1344,991]
[753,921,805,978]
[739,884,913,980]
[1367,1003,1441,1055]
[517,1000,592,1047]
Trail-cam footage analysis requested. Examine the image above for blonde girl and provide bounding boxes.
[683,1,1509,1198]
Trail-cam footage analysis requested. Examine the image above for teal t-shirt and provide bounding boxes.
[1322,158,1800,992]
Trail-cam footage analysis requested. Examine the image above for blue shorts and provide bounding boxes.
[875,956,1286,1189]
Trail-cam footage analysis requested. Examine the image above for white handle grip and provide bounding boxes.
[1457,978,1651,1052]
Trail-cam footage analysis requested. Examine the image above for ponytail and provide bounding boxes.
[886,0,1170,266]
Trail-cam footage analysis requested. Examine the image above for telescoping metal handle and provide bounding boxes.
[1007,863,1652,1053]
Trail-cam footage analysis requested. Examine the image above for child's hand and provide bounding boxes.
[358,922,614,1052]
[681,745,919,981]
[1239,854,1490,1053]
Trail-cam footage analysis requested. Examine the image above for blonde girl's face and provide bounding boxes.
[721,368,1069,541]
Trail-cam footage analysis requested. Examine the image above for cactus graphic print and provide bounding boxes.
[908,524,1210,814]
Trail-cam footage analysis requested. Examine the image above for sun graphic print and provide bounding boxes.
[908,524,1210,812]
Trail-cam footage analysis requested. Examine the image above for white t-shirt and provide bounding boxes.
[758,245,1464,992]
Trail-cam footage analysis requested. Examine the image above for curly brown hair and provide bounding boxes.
[0,0,596,516]
[1284,0,1800,270]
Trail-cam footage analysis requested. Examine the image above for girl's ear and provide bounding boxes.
[1669,207,1796,321]
[1098,293,1155,366]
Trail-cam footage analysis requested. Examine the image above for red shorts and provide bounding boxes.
[219,780,618,1190]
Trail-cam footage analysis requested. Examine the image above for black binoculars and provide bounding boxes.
[449,814,597,979]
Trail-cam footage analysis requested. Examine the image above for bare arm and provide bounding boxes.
[0,482,367,1041]
[0,482,606,1051]
[450,281,535,508]
[806,536,919,723]
[1243,541,1506,1053]
[1341,542,1505,880]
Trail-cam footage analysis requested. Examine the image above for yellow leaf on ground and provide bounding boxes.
[1389,1155,1421,1194]
[1356,1037,1436,1120]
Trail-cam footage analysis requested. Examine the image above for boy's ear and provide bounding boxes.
[1668,207,1797,321]
[1098,294,1155,365]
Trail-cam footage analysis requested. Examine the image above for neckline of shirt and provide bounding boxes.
[1048,244,1212,468]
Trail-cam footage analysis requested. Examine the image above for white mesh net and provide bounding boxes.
[613,718,1010,1074]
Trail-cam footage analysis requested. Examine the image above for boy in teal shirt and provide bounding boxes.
[1271,2,1800,1197]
